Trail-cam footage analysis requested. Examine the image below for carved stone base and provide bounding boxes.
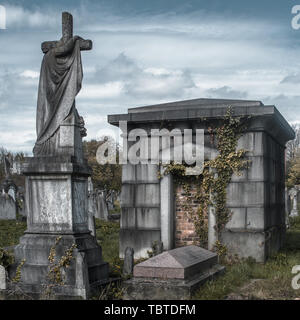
[9,156,109,299]
[9,233,109,299]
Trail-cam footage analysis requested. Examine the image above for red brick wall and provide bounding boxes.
[175,183,208,247]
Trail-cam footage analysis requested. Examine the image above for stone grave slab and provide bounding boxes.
[124,245,225,300]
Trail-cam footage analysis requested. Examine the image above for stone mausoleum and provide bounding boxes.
[108,98,295,263]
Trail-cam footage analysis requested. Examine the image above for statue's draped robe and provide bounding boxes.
[33,41,83,156]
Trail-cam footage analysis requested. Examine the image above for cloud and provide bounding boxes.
[79,82,125,99]
[0,70,38,111]
[5,5,59,29]
[280,73,300,84]
[0,72,14,102]
[20,70,39,79]
[0,112,36,154]
[262,94,300,123]
[1,2,300,152]
[205,86,248,99]
[92,53,140,83]
[88,53,196,100]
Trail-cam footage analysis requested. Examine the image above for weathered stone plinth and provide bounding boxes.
[9,156,109,299]
[123,245,225,300]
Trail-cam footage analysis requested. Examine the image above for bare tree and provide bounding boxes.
[286,124,300,162]
[0,147,9,182]
[0,147,26,186]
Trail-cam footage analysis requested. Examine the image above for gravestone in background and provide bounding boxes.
[87,177,96,236]
[9,12,109,299]
[289,187,299,217]
[7,187,15,202]
[0,155,18,220]
[0,265,6,290]
[95,190,109,220]
[123,247,134,276]
[0,194,17,220]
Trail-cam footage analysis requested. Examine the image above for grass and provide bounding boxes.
[0,218,122,276]
[2,216,300,300]
[0,218,122,300]
[0,219,27,248]
[193,216,300,300]
[95,218,122,278]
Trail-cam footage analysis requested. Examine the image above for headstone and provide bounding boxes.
[107,193,114,211]
[12,160,22,175]
[287,192,292,215]
[107,213,121,221]
[124,245,225,300]
[105,190,119,212]
[289,188,299,217]
[0,194,17,220]
[285,187,290,229]
[153,241,163,256]
[10,12,109,299]
[88,177,93,194]
[87,177,96,236]
[0,265,6,290]
[18,197,27,218]
[88,211,96,237]
[15,188,27,218]
[1,178,17,197]
[95,190,109,220]
[116,193,120,203]
[123,247,134,276]
[8,187,15,202]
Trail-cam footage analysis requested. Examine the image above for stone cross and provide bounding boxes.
[41,12,92,54]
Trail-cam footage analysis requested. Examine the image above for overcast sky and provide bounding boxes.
[1,0,300,153]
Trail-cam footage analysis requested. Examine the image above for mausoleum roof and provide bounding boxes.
[107,97,295,144]
[128,98,263,113]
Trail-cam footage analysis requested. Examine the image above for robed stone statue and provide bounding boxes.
[33,12,91,156]
[12,12,109,299]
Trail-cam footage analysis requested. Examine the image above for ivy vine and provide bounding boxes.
[161,107,251,253]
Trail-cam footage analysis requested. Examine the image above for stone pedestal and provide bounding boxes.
[9,156,109,299]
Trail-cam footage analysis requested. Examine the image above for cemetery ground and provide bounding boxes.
[1,216,300,300]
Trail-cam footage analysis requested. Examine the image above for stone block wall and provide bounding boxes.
[119,130,290,262]
[169,131,286,262]
[120,163,161,259]
[222,131,286,262]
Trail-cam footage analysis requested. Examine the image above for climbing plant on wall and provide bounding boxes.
[160,107,251,254]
